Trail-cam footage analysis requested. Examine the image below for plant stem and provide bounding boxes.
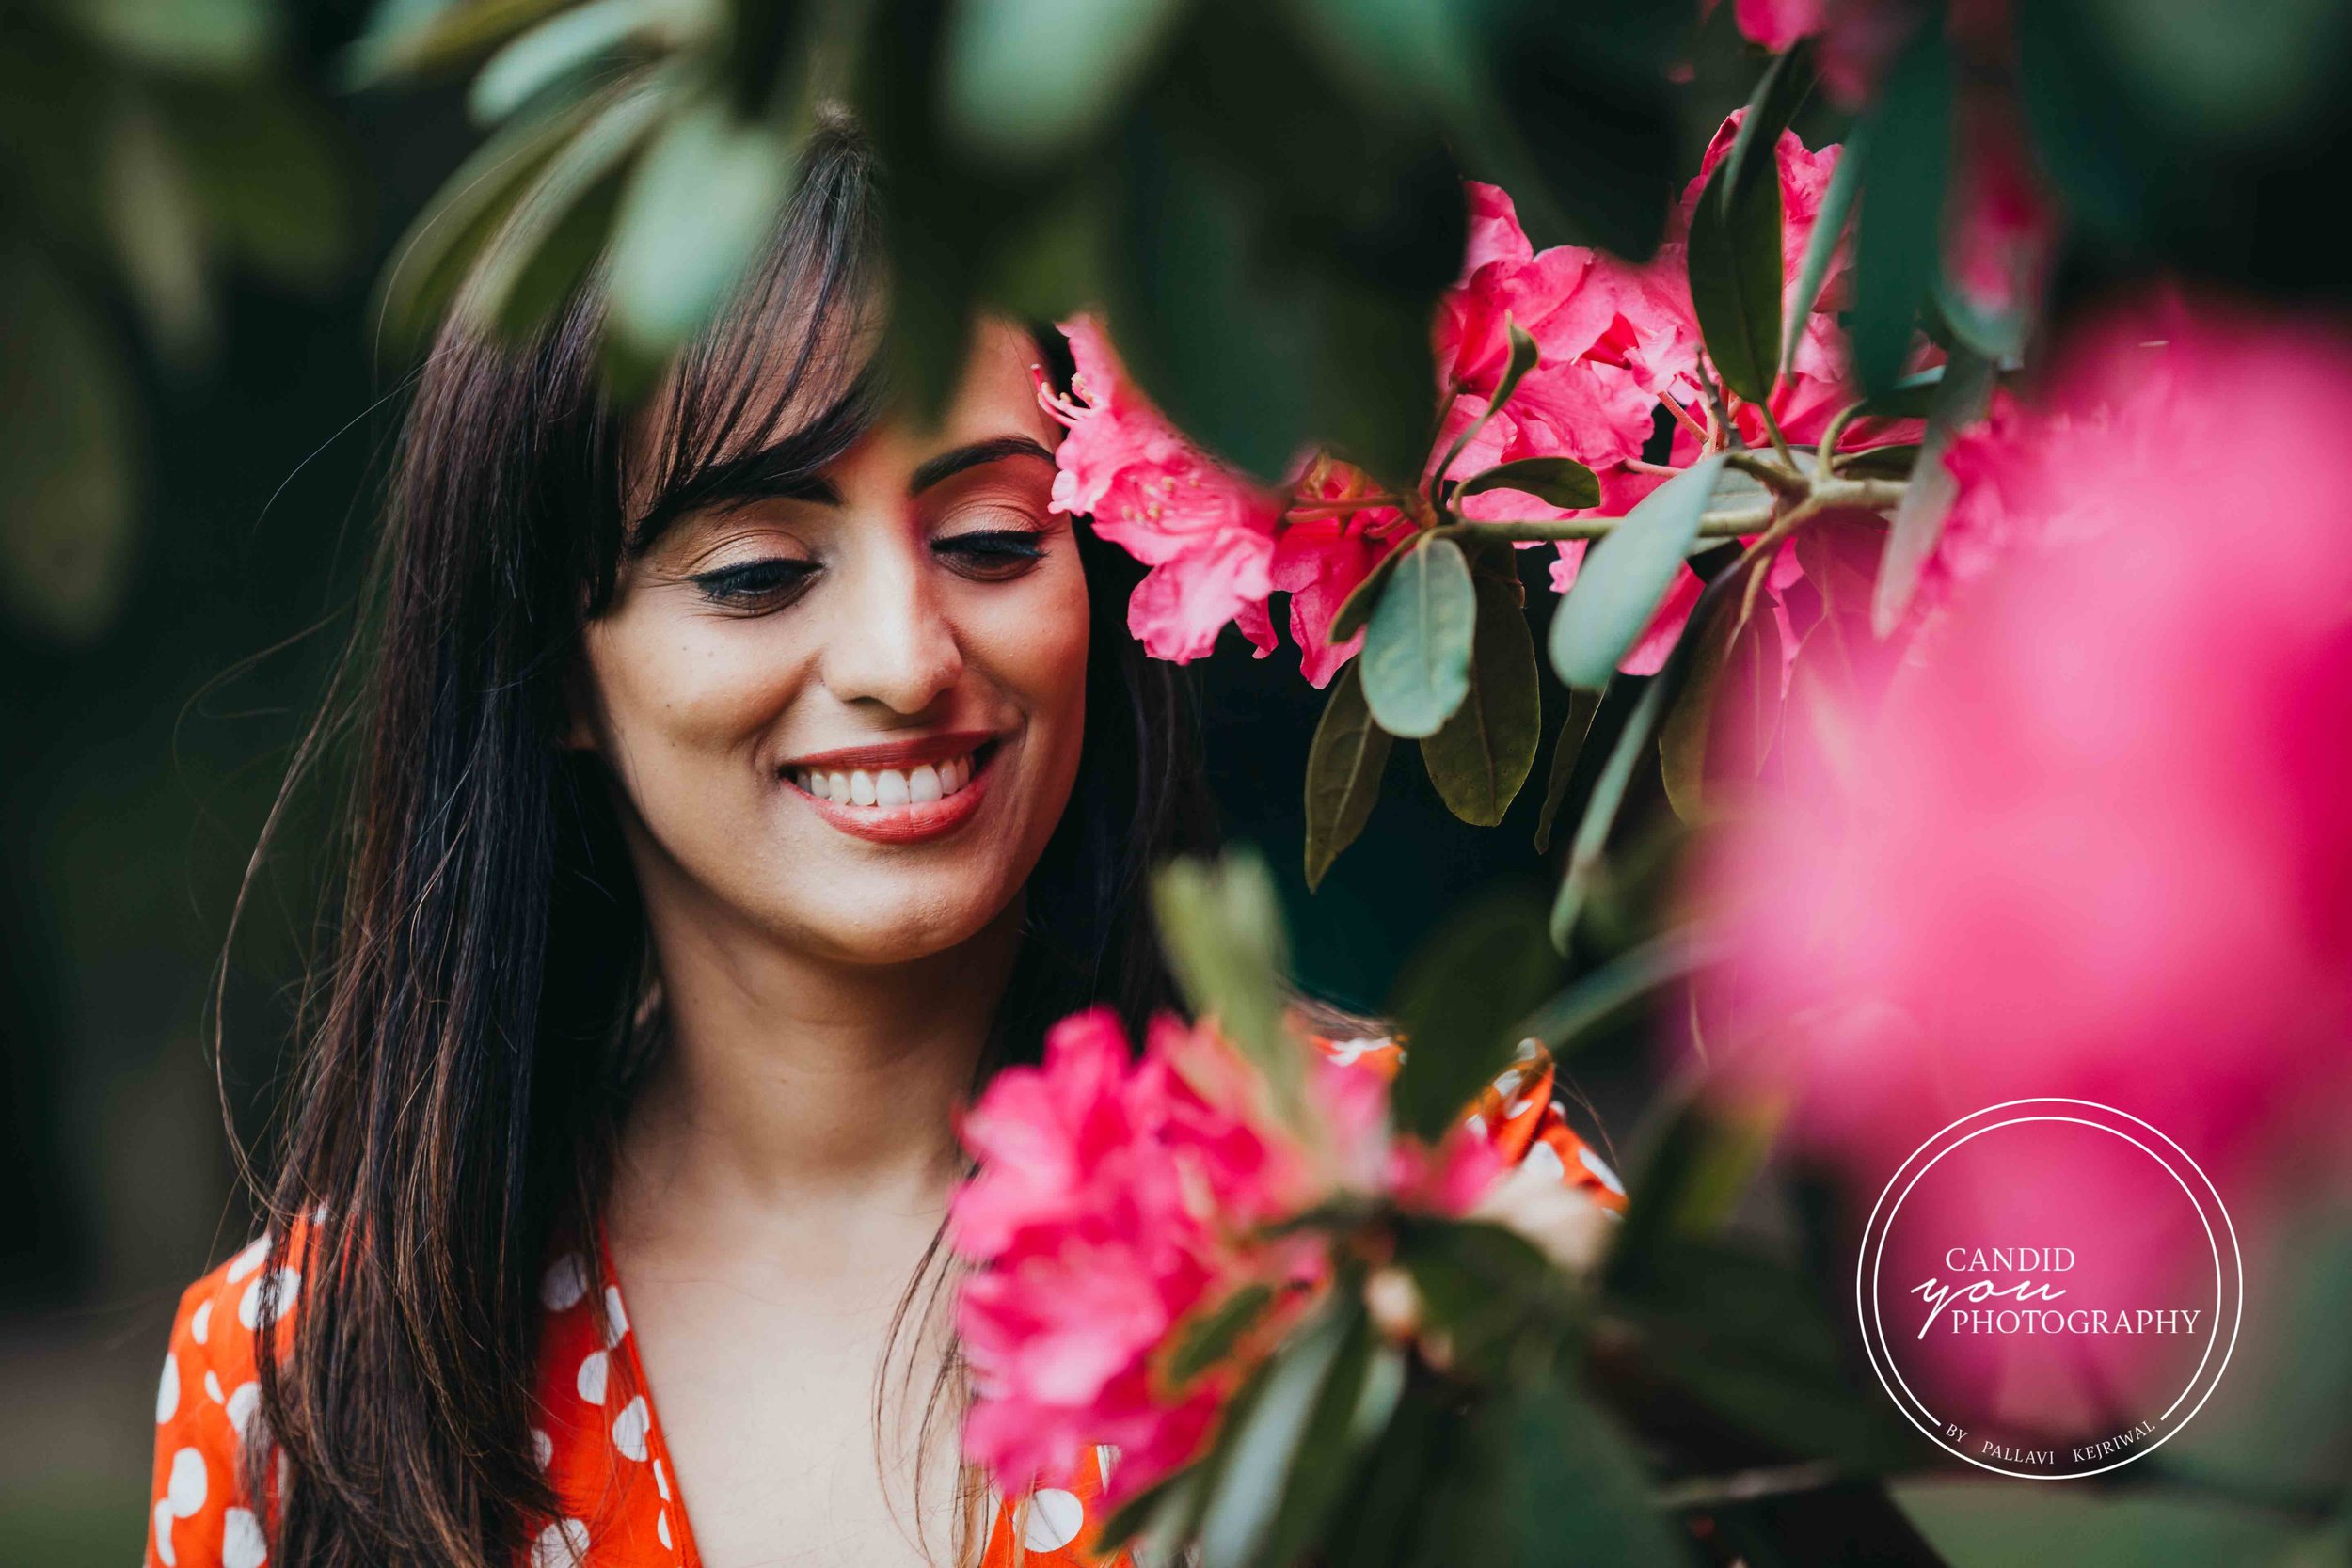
[1285,496,1403,517]
[1757,401,1800,470]
[1721,450,1810,498]
[1444,478,1902,547]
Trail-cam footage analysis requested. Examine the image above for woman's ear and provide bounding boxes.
[560,656,601,753]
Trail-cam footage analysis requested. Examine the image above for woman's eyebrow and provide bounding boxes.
[908,436,1055,497]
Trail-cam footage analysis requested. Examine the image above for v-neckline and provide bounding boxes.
[593,1222,710,1568]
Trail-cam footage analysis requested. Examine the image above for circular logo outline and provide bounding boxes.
[1854,1098,2243,1481]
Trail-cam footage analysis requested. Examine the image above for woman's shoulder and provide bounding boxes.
[149,1229,298,1568]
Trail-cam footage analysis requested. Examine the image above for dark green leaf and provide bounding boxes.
[1396,1216,1558,1371]
[1303,662,1393,891]
[1687,146,1784,410]
[1327,539,1408,647]
[160,81,353,286]
[1514,931,1720,1060]
[1659,594,1783,821]
[469,0,646,124]
[1454,455,1602,509]
[346,0,571,86]
[102,98,212,361]
[1836,442,1920,480]
[1850,26,1953,396]
[1152,849,1301,1117]
[1459,4,1681,259]
[1860,365,1946,420]
[70,0,273,75]
[1195,1293,1366,1568]
[1360,537,1477,738]
[0,246,140,642]
[374,81,605,352]
[1169,1283,1277,1386]
[1390,892,1560,1142]
[1782,120,1863,378]
[941,0,1186,166]
[1420,574,1540,827]
[1717,42,1814,224]
[1532,687,1600,856]
[1432,321,1539,493]
[1549,453,1726,690]
[604,93,798,354]
[1895,1480,2316,1567]
[1624,1238,1902,1469]
[1549,674,1669,952]
[1508,1371,1692,1568]
[1872,346,1992,634]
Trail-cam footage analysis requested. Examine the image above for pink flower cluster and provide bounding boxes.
[1038,320,1410,687]
[1701,292,2352,1199]
[1530,113,1917,673]
[950,1008,1493,1504]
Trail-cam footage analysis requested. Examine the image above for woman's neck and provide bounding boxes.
[612,892,1023,1243]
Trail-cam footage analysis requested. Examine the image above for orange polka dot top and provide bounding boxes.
[146,1034,1624,1568]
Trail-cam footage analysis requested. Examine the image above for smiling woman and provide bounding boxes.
[139,113,1616,1568]
[138,117,1221,1568]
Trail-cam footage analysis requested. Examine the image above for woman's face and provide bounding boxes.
[573,321,1088,967]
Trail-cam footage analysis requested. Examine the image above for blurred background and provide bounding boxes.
[0,6,1658,1559]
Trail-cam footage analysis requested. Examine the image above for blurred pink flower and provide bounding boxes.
[1700,293,2352,1194]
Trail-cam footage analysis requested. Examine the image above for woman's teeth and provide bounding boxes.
[794,752,977,807]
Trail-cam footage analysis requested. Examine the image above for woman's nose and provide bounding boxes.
[817,544,963,714]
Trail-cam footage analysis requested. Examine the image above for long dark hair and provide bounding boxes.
[232,119,1218,1567]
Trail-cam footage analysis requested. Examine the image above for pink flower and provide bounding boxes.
[1698,291,2352,1198]
[1544,114,1917,674]
[1040,320,1409,686]
[952,1008,1438,1503]
[1040,319,1285,665]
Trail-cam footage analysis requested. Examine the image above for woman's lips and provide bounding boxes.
[783,740,998,845]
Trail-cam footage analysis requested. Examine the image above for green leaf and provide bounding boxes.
[1860,364,1947,420]
[1396,1216,1557,1371]
[1549,453,1726,690]
[1151,848,1301,1117]
[605,93,798,355]
[1431,320,1538,494]
[1658,594,1783,821]
[941,0,1187,166]
[1871,346,1992,635]
[1716,41,1814,224]
[1548,674,1667,953]
[1359,537,1477,738]
[374,81,606,352]
[1420,572,1540,827]
[159,81,353,286]
[102,97,213,362]
[69,0,273,75]
[1327,544,1407,647]
[1195,1293,1368,1568]
[346,0,574,86]
[1303,662,1392,891]
[1506,1372,1689,1568]
[1691,44,1810,404]
[1895,1481,2316,1568]
[453,75,665,341]
[1687,148,1784,409]
[469,0,645,124]
[1618,1237,1900,1468]
[1531,687,1599,856]
[1782,119,1863,379]
[1850,26,1953,396]
[1454,454,1601,509]
[0,246,140,643]
[1168,1283,1277,1386]
[1389,892,1560,1143]
[1514,930,1721,1059]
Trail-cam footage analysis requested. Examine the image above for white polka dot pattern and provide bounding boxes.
[158,1353,180,1424]
[612,1396,650,1463]
[576,1349,610,1404]
[1023,1488,1086,1552]
[222,1506,267,1568]
[236,1269,299,1332]
[542,1253,590,1312]
[166,1448,207,1517]
[532,1518,591,1568]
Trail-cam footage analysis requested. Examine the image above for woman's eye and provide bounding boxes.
[936,529,1047,580]
[689,558,818,611]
